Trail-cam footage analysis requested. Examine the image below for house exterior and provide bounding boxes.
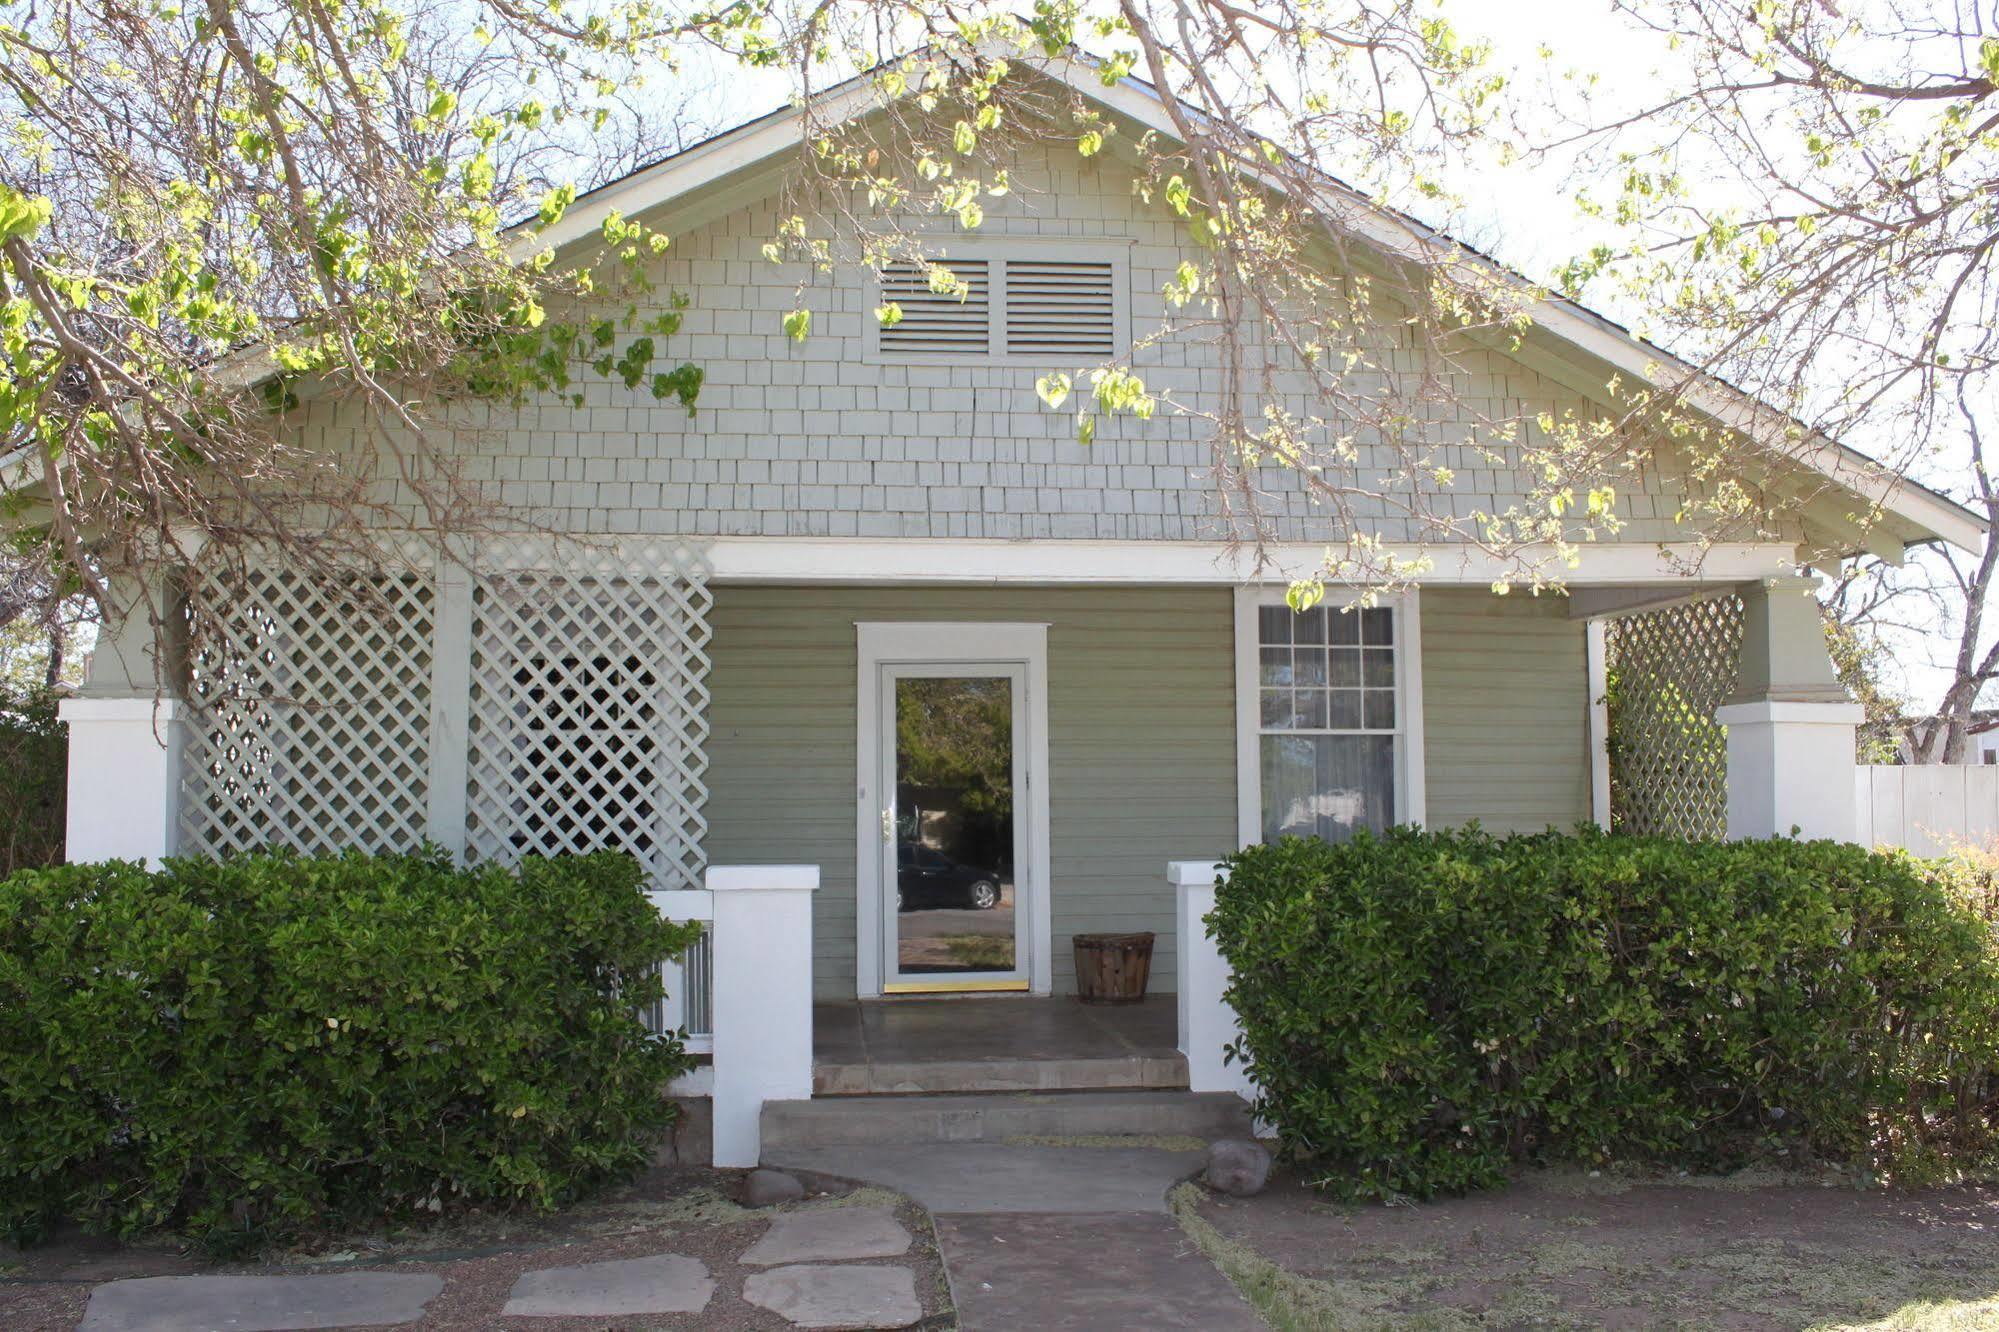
[51,54,1986,1165]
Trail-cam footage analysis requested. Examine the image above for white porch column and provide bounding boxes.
[1170,860,1254,1100]
[1713,575,1863,842]
[708,864,819,1168]
[58,698,183,866]
[60,596,185,867]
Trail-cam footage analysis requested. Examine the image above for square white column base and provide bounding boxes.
[1714,699,1864,843]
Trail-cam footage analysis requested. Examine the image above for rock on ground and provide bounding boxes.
[742,1263,921,1330]
[79,1273,443,1332]
[1204,1138,1272,1197]
[499,1252,714,1317]
[743,1206,912,1265]
[744,1167,807,1206]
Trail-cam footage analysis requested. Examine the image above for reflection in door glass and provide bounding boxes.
[895,676,1015,975]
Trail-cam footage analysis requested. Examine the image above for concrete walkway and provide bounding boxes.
[776,1143,1262,1330]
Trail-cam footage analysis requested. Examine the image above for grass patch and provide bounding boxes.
[1168,1183,1478,1332]
[1173,1168,1999,1332]
[938,934,1014,969]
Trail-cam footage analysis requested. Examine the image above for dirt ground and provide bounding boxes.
[0,1166,954,1331]
[1177,1164,1999,1332]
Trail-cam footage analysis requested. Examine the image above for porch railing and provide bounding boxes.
[647,866,818,1168]
[1169,860,1256,1100]
[644,889,715,1054]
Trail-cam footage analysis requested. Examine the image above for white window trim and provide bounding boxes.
[1232,586,1426,848]
[854,621,1054,998]
[862,235,1133,368]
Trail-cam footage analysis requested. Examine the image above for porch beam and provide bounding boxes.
[697,537,1801,587]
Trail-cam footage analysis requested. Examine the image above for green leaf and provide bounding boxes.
[782,308,811,342]
[1035,373,1071,409]
[875,302,904,328]
[0,185,53,243]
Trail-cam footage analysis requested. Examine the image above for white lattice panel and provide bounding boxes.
[1604,595,1743,840]
[464,540,713,891]
[180,565,436,854]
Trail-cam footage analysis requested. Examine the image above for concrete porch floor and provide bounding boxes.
[811,995,1188,1096]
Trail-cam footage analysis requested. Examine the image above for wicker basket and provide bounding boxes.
[1072,931,1155,1004]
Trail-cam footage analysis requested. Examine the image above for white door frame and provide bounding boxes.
[855,622,1053,998]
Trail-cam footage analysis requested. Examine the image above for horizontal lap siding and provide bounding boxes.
[1421,590,1592,832]
[701,585,1236,999]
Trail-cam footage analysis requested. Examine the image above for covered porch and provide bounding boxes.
[57,537,1868,1167]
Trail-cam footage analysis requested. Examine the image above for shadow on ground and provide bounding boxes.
[1177,1165,1999,1331]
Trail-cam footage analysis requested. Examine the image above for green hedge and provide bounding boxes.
[0,685,65,874]
[0,849,701,1251]
[1212,828,1999,1200]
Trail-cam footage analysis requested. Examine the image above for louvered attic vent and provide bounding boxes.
[1004,260,1116,357]
[876,254,1121,361]
[878,259,993,356]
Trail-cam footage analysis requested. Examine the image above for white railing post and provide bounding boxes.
[59,698,183,867]
[1170,860,1254,1100]
[707,864,819,1167]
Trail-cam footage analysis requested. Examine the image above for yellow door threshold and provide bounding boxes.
[882,978,1031,995]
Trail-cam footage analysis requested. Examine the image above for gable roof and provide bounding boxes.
[523,47,1984,558]
[4,45,1981,557]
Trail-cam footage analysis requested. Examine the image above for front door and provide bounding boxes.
[856,623,1049,996]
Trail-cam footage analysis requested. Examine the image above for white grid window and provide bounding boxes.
[1256,603,1400,842]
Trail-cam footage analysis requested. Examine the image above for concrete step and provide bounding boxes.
[813,1050,1188,1096]
[760,1089,1253,1151]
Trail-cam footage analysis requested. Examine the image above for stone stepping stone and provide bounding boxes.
[80,1272,443,1332]
[501,1252,714,1317]
[743,1263,921,1330]
[742,1205,912,1265]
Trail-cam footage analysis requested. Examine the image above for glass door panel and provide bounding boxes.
[886,669,1025,988]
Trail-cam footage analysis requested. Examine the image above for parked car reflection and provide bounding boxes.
[897,842,1003,911]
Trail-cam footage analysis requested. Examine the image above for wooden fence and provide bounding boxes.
[1854,765,1999,854]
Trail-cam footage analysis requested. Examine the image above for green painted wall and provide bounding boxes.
[1420,589,1593,832]
[701,585,1239,999]
[701,583,1592,1000]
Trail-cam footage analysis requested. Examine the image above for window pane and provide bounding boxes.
[1261,734,1396,842]
[1258,605,1292,645]
[1327,649,1360,687]
[1260,689,1297,729]
[1292,606,1325,645]
[1296,689,1328,729]
[1293,647,1328,686]
[1329,690,1362,729]
[1362,607,1394,645]
[1365,689,1396,730]
[1363,649,1395,687]
[1327,610,1360,645]
[1259,647,1293,687]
